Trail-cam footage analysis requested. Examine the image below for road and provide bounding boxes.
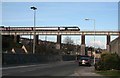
[2,61,101,76]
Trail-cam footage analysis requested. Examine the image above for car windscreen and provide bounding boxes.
[81,57,90,59]
[78,56,91,61]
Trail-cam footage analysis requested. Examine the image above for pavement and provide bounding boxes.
[71,66,102,76]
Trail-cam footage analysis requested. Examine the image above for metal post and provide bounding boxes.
[33,10,36,54]
[93,19,96,65]
[30,32,32,53]
[85,18,96,65]
[31,6,37,54]
[33,9,36,54]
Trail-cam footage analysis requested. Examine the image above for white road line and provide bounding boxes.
[2,68,38,76]
[2,64,45,70]
[1,61,74,70]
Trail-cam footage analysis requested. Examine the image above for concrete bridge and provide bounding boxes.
[1,26,120,55]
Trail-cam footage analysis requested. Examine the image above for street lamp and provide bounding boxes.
[85,18,96,65]
[30,6,37,54]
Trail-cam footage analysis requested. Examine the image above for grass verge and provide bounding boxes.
[96,70,120,77]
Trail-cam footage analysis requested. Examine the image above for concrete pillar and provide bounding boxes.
[119,32,120,37]
[106,34,110,52]
[14,35,20,43]
[56,35,61,49]
[35,35,39,45]
[81,34,85,55]
[11,35,14,39]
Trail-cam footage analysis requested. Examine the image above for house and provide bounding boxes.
[110,37,120,56]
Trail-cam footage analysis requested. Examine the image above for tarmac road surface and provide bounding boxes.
[2,61,102,76]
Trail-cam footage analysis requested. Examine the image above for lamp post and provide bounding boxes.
[85,18,96,65]
[30,6,37,54]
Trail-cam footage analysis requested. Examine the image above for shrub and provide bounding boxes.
[95,52,120,71]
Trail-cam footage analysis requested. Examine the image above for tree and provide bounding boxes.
[36,42,59,55]
[63,37,74,45]
[63,37,74,54]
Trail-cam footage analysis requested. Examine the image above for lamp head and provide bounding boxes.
[30,6,37,10]
[85,18,90,20]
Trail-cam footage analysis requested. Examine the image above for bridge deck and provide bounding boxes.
[1,31,119,35]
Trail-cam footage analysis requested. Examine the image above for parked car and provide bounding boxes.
[76,55,92,66]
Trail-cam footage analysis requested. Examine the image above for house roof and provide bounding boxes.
[110,37,120,45]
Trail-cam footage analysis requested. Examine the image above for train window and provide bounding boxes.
[0,26,4,28]
[60,27,65,30]
[35,27,58,31]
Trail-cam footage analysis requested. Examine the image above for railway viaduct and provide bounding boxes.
[1,27,120,55]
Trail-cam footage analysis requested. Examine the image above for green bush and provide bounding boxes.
[95,52,120,71]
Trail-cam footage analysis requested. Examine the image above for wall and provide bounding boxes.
[2,53,76,66]
[110,37,120,56]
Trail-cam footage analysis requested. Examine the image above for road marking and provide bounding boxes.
[2,64,45,70]
[2,67,40,76]
[1,61,75,70]
[69,73,79,76]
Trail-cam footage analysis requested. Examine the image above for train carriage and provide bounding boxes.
[0,26,80,31]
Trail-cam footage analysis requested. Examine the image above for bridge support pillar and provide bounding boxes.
[14,35,20,43]
[81,34,85,55]
[35,35,39,45]
[119,32,120,37]
[106,34,110,52]
[56,35,61,49]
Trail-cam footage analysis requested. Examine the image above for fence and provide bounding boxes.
[2,53,76,66]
